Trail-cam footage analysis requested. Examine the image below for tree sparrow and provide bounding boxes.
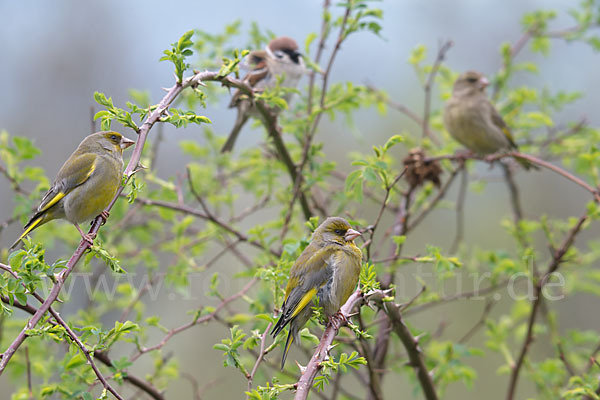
[221,36,305,153]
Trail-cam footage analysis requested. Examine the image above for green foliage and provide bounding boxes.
[313,351,367,391]
[85,242,126,274]
[359,262,380,292]
[3,1,600,399]
[160,30,194,83]
[93,91,140,133]
[213,325,249,375]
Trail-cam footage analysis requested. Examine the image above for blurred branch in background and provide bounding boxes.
[1,0,600,399]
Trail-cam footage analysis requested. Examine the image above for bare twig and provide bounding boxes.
[422,40,453,145]
[382,301,438,400]
[365,85,424,127]
[365,168,407,260]
[506,212,588,400]
[134,194,281,258]
[130,278,257,364]
[407,164,463,231]
[247,322,272,391]
[458,299,496,344]
[449,165,467,253]
[25,347,33,399]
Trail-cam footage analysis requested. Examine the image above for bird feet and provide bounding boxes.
[99,210,110,225]
[75,224,95,246]
[81,233,96,246]
[329,311,347,332]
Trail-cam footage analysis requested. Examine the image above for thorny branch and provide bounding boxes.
[506,212,588,400]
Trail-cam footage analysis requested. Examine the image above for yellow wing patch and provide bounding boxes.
[12,216,43,248]
[501,126,516,145]
[291,287,317,318]
[39,192,65,213]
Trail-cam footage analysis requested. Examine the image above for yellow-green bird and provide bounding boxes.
[271,217,362,368]
[10,131,134,250]
[443,70,533,169]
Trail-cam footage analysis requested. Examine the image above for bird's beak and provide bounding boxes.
[120,137,135,150]
[344,228,361,242]
[479,76,490,89]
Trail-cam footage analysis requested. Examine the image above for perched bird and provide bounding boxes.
[10,131,135,249]
[271,217,362,368]
[221,36,305,153]
[443,70,533,169]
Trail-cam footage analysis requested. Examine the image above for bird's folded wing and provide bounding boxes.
[489,103,518,149]
[37,153,98,212]
[282,245,337,319]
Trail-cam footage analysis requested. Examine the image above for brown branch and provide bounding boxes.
[129,277,257,364]
[426,151,600,204]
[356,310,383,400]
[134,194,280,258]
[585,340,600,373]
[294,290,364,400]
[507,152,600,203]
[382,301,439,400]
[282,0,350,236]
[422,40,453,145]
[449,165,467,253]
[458,299,496,344]
[25,347,33,399]
[0,272,160,399]
[368,189,414,400]
[93,352,164,400]
[247,322,272,391]
[407,163,463,231]
[501,163,523,223]
[539,301,576,377]
[0,69,236,375]
[0,263,124,399]
[253,101,312,220]
[365,84,424,127]
[306,0,332,117]
[506,212,588,400]
[364,168,407,260]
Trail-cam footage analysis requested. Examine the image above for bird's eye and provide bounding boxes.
[274,50,284,59]
[110,135,117,141]
[334,229,346,235]
[467,77,478,83]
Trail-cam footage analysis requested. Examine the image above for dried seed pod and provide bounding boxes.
[403,148,442,189]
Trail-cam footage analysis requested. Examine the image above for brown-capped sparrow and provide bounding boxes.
[221,36,305,153]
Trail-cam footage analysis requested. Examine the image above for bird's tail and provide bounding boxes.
[10,213,44,251]
[221,111,249,153]
[514,156,538,171]
[281,329,294,369]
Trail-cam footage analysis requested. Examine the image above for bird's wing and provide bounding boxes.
[488,102,518,149]
[271,244,337,336]
[229,50,269,108]
[37,153,98,213]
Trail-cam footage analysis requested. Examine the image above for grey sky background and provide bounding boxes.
[1,1,598,398]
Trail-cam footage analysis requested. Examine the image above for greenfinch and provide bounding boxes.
[443,70,533,169]
[221,36,305,153]
[10,131,134,249]
[271,217,362,368]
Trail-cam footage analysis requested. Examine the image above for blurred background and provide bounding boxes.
[1,0,598,398]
